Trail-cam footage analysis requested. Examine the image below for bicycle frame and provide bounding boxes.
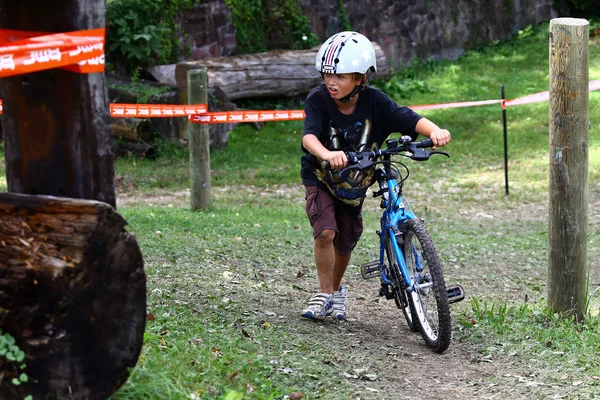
[376,159,422,293]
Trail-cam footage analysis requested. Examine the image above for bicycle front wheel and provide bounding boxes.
[402,218,451,353]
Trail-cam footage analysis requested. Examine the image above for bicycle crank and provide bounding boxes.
[447,284,465,304]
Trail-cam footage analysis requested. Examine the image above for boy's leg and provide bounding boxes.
[332,205,363,288]
[328,205,363,320]
[302,185,337,319]
[332,249,351,291]
[314,229,336,294]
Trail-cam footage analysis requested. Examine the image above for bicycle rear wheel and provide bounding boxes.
[402,218,451,353]
[384,236,419,332]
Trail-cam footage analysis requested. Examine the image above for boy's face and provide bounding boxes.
[323,73,362,101]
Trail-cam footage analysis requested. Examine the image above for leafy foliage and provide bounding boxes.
[371,58,437,99]
[0,330,32,400]
[338,0,352,31]
[107,68,172,104]
[106,0,197,74]
[224,0,318,53]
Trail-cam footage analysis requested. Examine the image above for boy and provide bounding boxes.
[300,31,451,320]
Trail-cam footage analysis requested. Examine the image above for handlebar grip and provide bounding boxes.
[321,160,331,169]
[416,138,434,148]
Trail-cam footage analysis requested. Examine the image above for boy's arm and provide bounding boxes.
[302,134,348,169]
[415,118,451,148]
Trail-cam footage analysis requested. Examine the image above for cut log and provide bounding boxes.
[112,118,156,143]
[114,141,158,160]
[173,43,391,100]
[0,193,146,400]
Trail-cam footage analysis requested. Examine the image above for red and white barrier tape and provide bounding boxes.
[409,99,502,111]
[110,103,208,117]
[190,110,305,124]
[0,28,105,77]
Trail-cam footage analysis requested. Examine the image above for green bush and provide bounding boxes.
[106,0,196,74]
[224,0,318,54]
[371,58,437,99]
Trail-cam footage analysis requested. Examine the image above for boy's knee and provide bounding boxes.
[315,229,336,245]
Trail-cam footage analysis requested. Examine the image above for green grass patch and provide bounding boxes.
[457,298,600,390]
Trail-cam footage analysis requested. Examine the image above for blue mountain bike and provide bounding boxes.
[338,136,464,353]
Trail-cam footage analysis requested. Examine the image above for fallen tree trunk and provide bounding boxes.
[0,193,146,400]
[114,141,157,159]
[112,118,156,143]
[172,43,390,100]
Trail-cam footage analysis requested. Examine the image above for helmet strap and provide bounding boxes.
[339,85,362,104]
[338,71,373,104]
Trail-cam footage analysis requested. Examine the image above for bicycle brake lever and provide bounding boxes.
[339,158,375,175]
[411,148,430,161]
[430,150,450,158]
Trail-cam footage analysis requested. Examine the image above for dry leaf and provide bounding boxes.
[241,329,253,339]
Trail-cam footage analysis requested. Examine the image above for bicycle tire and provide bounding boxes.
[384,236,419,332]
[402,218,451,353]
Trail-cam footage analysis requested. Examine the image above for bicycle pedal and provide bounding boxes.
[447,284,465,304]
[360,261,381,279]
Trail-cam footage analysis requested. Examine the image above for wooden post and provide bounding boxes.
[0,0,116,208]
[187,68,211,210]
[548,18,589,320]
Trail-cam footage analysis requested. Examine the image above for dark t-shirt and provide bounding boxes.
[301,84,423,206]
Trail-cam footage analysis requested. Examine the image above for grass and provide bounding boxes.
[1,22,600,398]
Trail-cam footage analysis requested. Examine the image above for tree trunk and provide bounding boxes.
[0,0,116,207]
[0,193,146,400]
[173,43,391,100]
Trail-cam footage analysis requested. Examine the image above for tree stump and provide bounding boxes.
[0,193,146,400]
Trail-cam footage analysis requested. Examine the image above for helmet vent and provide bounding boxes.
[352,39,358,43]
[334,58,339,64]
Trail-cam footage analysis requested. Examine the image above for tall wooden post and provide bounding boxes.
[187,68,211,210]
[0,0,116,208]
[548,18,589,320]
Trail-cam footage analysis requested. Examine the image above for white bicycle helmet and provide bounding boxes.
[315,31,377,75]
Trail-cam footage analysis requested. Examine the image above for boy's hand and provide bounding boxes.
[322,150,347,169]
[429,129,451,149]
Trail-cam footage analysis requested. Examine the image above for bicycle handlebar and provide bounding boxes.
[320,136,449,170]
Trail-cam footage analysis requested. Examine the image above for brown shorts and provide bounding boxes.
[304,185,363,254]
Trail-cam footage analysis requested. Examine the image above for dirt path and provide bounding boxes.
[117,185,599,400]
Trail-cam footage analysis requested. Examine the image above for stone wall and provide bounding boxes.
[181,0,238,60]
[180,0,557,69]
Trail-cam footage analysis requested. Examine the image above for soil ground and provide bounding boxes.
[117,185,600,400]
